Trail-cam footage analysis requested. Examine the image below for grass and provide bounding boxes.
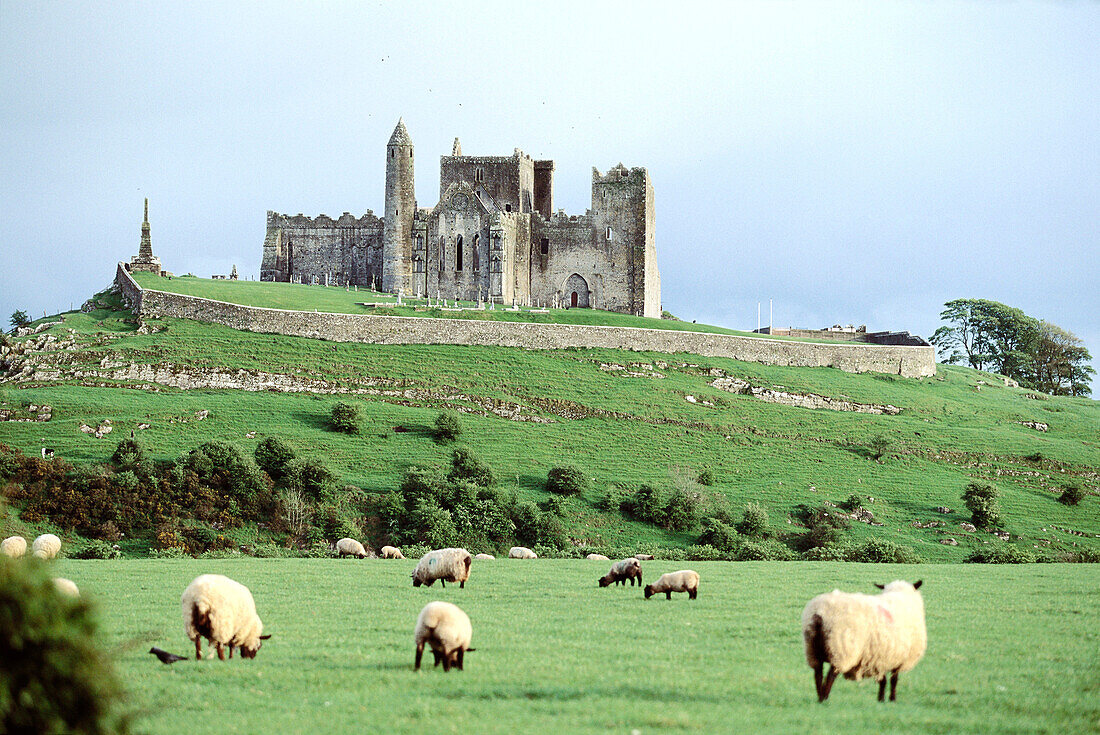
[2,302,1098,560]
[54,558,1100,734]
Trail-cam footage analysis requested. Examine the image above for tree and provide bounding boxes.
[930,299,1037,374]
[9,310,30,331]
[961,480,1001,528]
[330,402,361,434]
[1025,321,1094,397]
[255,437,296,479]
[434,410,463,442]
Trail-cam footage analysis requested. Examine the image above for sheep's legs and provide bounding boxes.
[666,591,672,599]
[877,678,887,702]
[414,642,424,670]
[194,637,202,660]
[440,580,446,589]
[441,654,451,672]
[818,664,838,702]
[228,645,234,659]
[455,649,464,671]
[216,642,225,661]
[460,581,465,588]
[889,671,899,701]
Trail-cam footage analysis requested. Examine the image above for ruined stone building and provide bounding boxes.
[260,120,660,317]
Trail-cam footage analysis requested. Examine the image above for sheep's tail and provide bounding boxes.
[807,613,828,666]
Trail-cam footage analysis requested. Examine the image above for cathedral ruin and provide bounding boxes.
[260,120,660,317]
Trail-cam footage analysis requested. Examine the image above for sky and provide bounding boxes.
[2,1,1097,380]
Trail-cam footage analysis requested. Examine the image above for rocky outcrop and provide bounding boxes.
[709,377,901,415]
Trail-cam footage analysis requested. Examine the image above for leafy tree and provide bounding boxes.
[434,410,463,442]
[1025,321,1094,397]
[961,480,1001,528]
[9,310,30,331]
[330,402,361,434]
[448,447,495,488]
[546,465,588,496]
[868,434,892,460]
[1058,481,1085,507]
[255,437,296,479]
[931,299,1037,375]
[285,457,339,501]
[735,502,769,538]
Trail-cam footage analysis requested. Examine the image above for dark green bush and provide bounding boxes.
[0,557,130,734]
[685,544,724,561]
[410,499,457,548]
[543,495,566,517]
[793,504,850,550]
[840,494,864,511]
[966,545,1037,564]
[448,447,495,488]
[735,539,796,561]
[697,466,716,486]
[962,480,1001,528]
[285,457,339,501]
[511,501,542,547]
[845,538,921,564]
[546,465,589,496]
[71,541,121,560]
[697,517,739,552]
[595,484,630,512]
[109,439,145,470]
[735,502,769,539]
[801,544,849,561]
[330,402,361,434]
[869,434,893,460]
[626,483,668,526]
[255,437,296,479]
[434,410,463,442]
[1058,481,1085,506]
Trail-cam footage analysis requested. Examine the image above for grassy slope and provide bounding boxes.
[59,558,1100,735]
[2,299,1097,561]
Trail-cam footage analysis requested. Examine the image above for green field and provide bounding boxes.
[2,295,1098,561]
[52,558,1100,734]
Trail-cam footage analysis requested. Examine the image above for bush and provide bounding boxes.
[255,437,296,479]
[697,467,716,486]
[735,502,769,539]
[735,539,796,561]
[697,517,739,552]
[840,494,864,511]
[1058,481,1085,506]
[961,480,1001,528]
[663,489,704,531]
[546,465,589,496]
[595,484,630,512]
[868,434,892,460]
[330,402,361,434]
[801,545,849,561]
[71,541,121,560]
[1052,548,1100,563]
[285,457,339,501]
[794,504,850,550]
[434,410,463,443]
[966,545,1037,564]
[0,557,130,734]
[109,439,145,470]
[626,483,668,526]
[684,544,725,561]
[448,447,495,488]
[845,538,921,564]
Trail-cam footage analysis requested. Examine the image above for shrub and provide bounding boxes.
[1052,548,1100,563]
[595,484,630,512]
[254,437,296,479]
[71,541,121,560]
[434,410,463,443]
[793,504,850,550]
[697,517,739,553]
[511,501,542,546]
[543,495,566,517]
[626,483,668,526]
[735,502,769,539]
[735,539,796,561]
[109,439,145,470]
[685,544,724,561]
[961,480,1001,528]
[0,557,130,735]
[409,498,457,548]
[448,447,495,488]
[546,465,589,496]
[285,457,339,501]
[868,434,893,460]
[1058,481,1085,506]
[330,402,361,434]
[845,538,921,564]
[840,494,864,511]
[663,489,704,531]
[697,466,716,486]
[801,545,849,561]
[966,545,1037,564]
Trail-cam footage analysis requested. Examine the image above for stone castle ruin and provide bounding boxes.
[260,120,661,317]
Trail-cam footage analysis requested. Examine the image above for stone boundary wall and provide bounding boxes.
[115,264,936,377]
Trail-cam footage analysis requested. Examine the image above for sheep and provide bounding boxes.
[634,553,655,561]
[508,546,537,559]
[586,553,610,561]
[181,574,270,661]
[414,601,474,672]
[336,538,368,558]
[1,536,27,558]
[801,580,927,703]
[474,553,494,560]
[644,570,700,600]
[598,557,643,587]
[53,577,80,597]
[412,548,472,589]
[381,545,405,559]
[32,533,61,559]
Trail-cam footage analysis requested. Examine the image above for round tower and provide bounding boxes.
[382,118,415,293]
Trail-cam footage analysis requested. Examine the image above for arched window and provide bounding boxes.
[606,227,613,241]
[473,234,480,271]
[456,235,464,271]
[416,234,424,251]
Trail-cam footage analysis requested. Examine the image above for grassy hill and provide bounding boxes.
[1,283,1097,561]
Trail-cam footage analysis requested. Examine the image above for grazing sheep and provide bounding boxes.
[801,580,927,702]
[474,553,494,560]
[412,548,472,589]
[181,574,270,661]
[586,553,610,561]
[32,533,61,559]
[336,538,368,558]
[644,570,700,600]
[634,553,655,561]
[508,546,537,559]
[1,536,27,558]
[53,577,80,597]
[381,545,405,559]
[414,601,474,672]
[599,557,643,587]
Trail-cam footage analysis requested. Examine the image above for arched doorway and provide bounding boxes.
[563,273,590,308]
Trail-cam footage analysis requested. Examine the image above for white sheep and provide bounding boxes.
[32,533,61,559]
[336,538,368,558]
[1,536,27,558]
[414,601,474,672]
[586,553,610,561]
[381,545,405,559]
[644,570,700,600]
[181,574,270,660]
[53,577,80,597]
[474,553,494,560]
[508,546,537,559]
[801,580,926,702]
[599,557,643,587]
[412,548,472,589]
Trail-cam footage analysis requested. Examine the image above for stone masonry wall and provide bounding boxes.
[116,264,936,377]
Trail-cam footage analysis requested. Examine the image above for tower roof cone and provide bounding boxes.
[388,118,412,146]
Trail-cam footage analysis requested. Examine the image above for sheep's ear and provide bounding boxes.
[873,583,885,589]
[912,580,923,590]
[259,634,272,640]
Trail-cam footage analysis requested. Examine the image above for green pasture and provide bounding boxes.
[54,558,1100,734]
[2,305,1098,560]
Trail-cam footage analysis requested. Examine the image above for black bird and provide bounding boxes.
[149,647,187,664]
